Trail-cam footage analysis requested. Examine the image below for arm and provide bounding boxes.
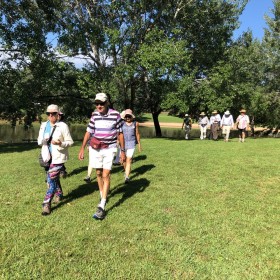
[231,116,234,128]
[246,116,250,130]
[136,122,142,152]
[37,122,46,146]
[235,116,240,129]
[52,123,73,148]
[118,132,126,163]
[78,131,91,160]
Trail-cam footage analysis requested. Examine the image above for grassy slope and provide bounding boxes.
[138,112,183,123]
[1,138,280,279]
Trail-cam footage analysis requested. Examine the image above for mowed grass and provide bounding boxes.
[139,112,183,123]
[1,137,280,279]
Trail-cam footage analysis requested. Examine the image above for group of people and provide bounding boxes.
[38,93,141,220]
[182,109,251,142]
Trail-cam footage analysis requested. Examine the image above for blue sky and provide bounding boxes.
[233,0,274,39]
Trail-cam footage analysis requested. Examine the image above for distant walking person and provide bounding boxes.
[182,114,192,140]
[38,104,74,215]
[250,115,255,137]
[198,112,209,140]
[236,109,250,142]
[220,110,234,142]
[209,110,221,140]
[78,93,125,220]
[122,109,141,183]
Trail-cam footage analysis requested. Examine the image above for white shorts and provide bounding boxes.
[125,148,135,158]
[89,146,116,170]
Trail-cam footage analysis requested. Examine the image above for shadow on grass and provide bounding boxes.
[52,182,99,212]
[0,143,38,153]
[110,154,148,175]
[67,166,88,177]
[107,178,150,213]
[107,163,155,213]
[136,116,151,123]
[133,154,147,162]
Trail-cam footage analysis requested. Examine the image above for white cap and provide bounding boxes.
[46,104,59,113]
[95,93,108,102]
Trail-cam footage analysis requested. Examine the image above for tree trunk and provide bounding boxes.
[152,110,162,137]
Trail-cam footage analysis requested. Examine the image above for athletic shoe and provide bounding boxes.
[53,195,62,204]
[125,177,130,184]
[93,207,106,220]
[60,171,67,179]
[84,176,91,183]
[42,203,51,216]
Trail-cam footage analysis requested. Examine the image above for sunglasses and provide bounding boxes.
[125,115,132,118]
[46,112,58,116]
[95,101,106,106]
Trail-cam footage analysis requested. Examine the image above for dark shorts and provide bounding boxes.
[238,128,246,133]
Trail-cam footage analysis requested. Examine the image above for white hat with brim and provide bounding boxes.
[95,92,108,102]
[224,110,230,115]
[46,104,59,113]
[124,109,135,119]
[120,110,126,119]
[185,114,189,117]
[200,112,205,116]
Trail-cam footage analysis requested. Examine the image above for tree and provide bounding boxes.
[260,0,280,128]
[0,0,248,135]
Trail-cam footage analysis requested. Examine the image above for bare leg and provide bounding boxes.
[125,157,132,179]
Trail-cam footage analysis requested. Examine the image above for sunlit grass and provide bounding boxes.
[1,138,280,279]
[139,112,183,123]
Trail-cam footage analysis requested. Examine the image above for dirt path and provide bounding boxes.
[139,122,264,131]
[139,122,199,128]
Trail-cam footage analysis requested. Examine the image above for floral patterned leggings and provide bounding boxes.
[43,164,64,204]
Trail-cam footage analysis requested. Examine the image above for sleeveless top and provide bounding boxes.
[123,121,137,149]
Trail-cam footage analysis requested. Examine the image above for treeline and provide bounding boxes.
[0,0,279,136]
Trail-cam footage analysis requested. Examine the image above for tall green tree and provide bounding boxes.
[0,0,248,135]
[260,0,280,128]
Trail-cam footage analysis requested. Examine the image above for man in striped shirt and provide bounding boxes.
[78,93,125,220]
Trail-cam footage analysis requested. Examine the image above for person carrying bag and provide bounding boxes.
[39,125,56,168]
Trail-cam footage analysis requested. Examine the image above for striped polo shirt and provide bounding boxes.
[86,108,123,147]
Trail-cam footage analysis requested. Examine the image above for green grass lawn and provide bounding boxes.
[138,112,183,123]
[1,138,280,279]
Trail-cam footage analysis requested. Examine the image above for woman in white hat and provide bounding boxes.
[38,104,74,215]
[198,112,209,140]
[122,109,141,183]
[209,110,221,140]
[220,110,234,142]
[236,109,250,142]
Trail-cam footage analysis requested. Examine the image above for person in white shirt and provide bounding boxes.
[209,110,221,140]
[236,109,250,142]
[198,112,209,140]
[220,110,234,142]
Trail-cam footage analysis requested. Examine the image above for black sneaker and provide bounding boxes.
[84,176,91,183]
[93,207,106,220]
[124,177,130,184]
[42,203,51,216]
[60,171,67,179]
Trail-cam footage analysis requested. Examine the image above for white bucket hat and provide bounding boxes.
[46,104,59,113]
[95,93,108,102]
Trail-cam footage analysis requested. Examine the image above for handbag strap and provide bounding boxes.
[47,125,57,145]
